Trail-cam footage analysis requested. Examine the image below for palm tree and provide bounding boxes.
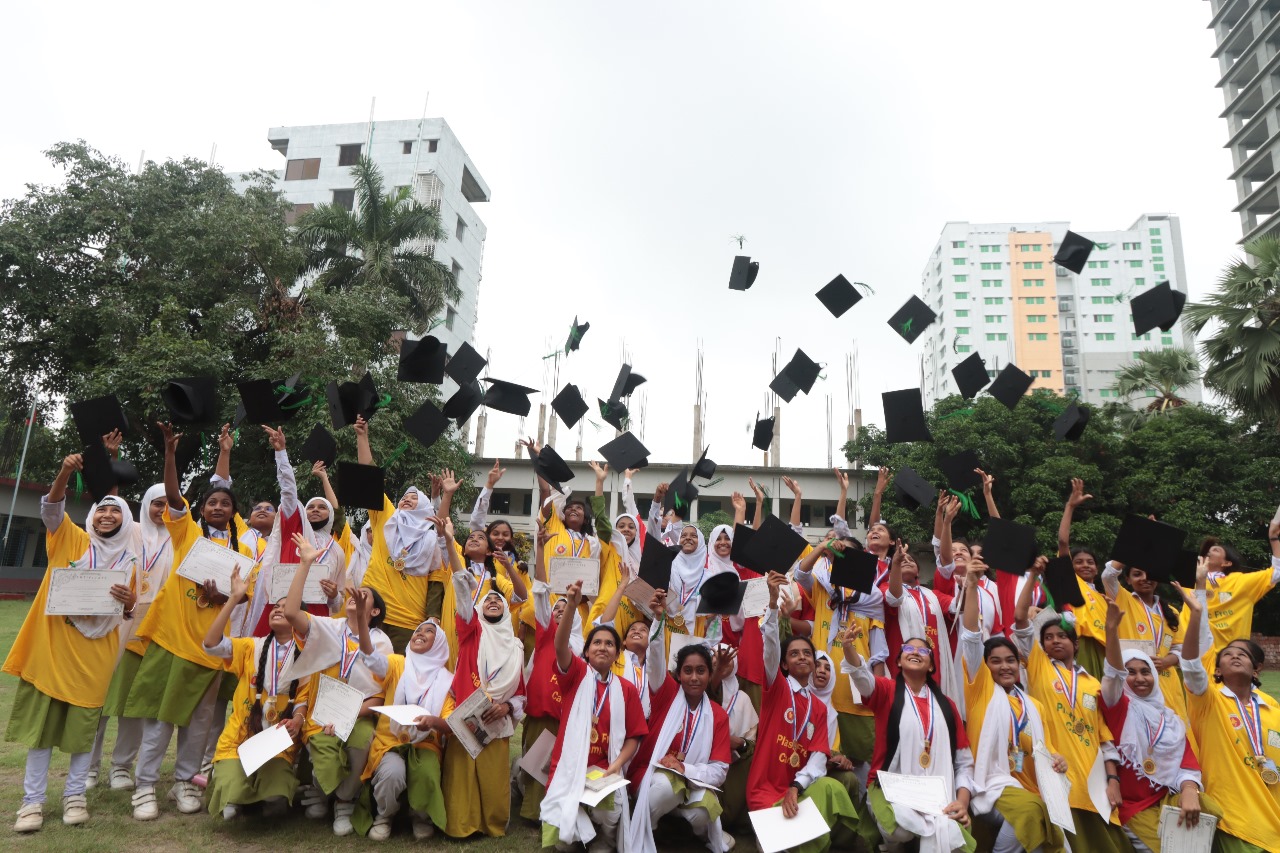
[294,157,459,328]
[1112,347,1201,414]
[1184,235,1280,423]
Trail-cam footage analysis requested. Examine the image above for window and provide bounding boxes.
[1134,277,1145,287]
[955,292,968,300]
[1091,296,1115,305]
[980,244,1000,253]
[951,241,966,249]
[1024,279,1045,287]
[1027,315,1047,323]
[955,327,970,335]
[953,274,968,283]
[490,492,512,514]
[1127,260,1143,268]
[455,215,466,241]
[1132,332,1151,341]
[1094,314,1113,322]
[1149,228,1161,236]
[1122,241,1142,250]
[1023,261,1044,269]
[451,260,462,278]
[403,141,414,154]
[1031,370,1052,378]
[981,262,1002,270]
[952,257,966,266]
[1096,332,1116,341]
[1086,260,1110,269]
[983,297,1004,305]
[427,139,439,153]
[1152,264,1165,272]
[984,314,1006,322]
[1099,389,1119,399]
[954,309,969,318]
[985,333,1008,341]
[444,305,457,330]
[956,345,972,353]
[1017,243,1043,252]
[1090,278,1112,287]
[283,203,314,225]
[338,143,362,167]
[332,189,355,211]
[1028,333,1048,341]
[1161,334,1173,345]
[284,158,321,181]
[981,279,1002,288]
[1024,296,1046,304]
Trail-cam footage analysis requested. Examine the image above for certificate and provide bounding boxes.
[1158,803,1217,853]
[1032,742,1075,835]
[447,687,516,759]
[580,771,630,807]
[621,577,659,618]
[269,563,331,605]
[518,729,556,786]
[875,770,948,815]
[548,557,600,597]
[236,723,293,776]
[748,798,829,853]
[176,536,257,595]
[310,675,364,742]
[45,569,128,617]
[741,576,770,618]
[370,705,428,727]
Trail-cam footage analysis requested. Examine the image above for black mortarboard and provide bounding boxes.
[883,388,933,444]
[1111,515,1186,582]
[564,317,589,354]
[598,399,629,432]
[1131,281,1187,336]
[815,274,862,318]
[535,445,574,494]
[637,533,677,590]
[982,517,1039,576]
[769,370,800,403]
[442,380,483,426]
[729,523,756,568]
[336,461,385,511]
[481,378,536,417]
[356,372,380,421]
[80,441,117,502]
[938,450,983,493]
[70,394,130,445]
[1053,230,1095,275]
[752,415,775,451]
[1042,555,1085,608]
[728,255,759,291]
[161,377,218,426]
[779,349,821,396]
[274,374,308,421]
[987,364,1033,410]
[663,468,699,517]
[887,296,936,344]
[398,335,448,384]
[1172,550,1199,586]
[444,342,487,385]
[326,380,360,430]
[893,467,935,509]
[1052,402,1089,441]
[111,458,140,489]
[828,548,881,594]
[737,515,808,574]
[692,446,716,480]
[236,379,286,425]
[550,384,590,428]
[609,364,646,402]
[951,353,991,400]
[598,431,650,471]
[696,573,748,615]
[404,401,450,450]
[300,424,337,468]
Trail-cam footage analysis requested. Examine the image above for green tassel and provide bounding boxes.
[376,393,392,410]
[761,485,772,517]
[674,492,687,511]
[938,408,974,421]
[384,440,410,468]
[947,488,981,520]
[702,477,724,488]
[74,472,84,501]
[824,539,845,558]
[900,318,913,335]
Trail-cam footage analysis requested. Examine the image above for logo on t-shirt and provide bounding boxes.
[1082,693,1097,711]
[1229,715,1242,729]
[1268,729,1280,749]
[1136,623,1147,635]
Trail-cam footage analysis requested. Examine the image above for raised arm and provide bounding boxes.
[312,461,344,533]
[436,468,458,521]
[284,533,318,637]
[622,469,640,518]
[976,468,999,519]
[1013,556,1045,628]
[554,579,584,672]
[264,425,298,516]
[1100,596,1127,705]
[1180,559,1209,662]
[938,494,960,569]
[45,453,82,512]
[762,571,786,687]
[887,539,906,600]
[213,423,233,481]
[646,590,669,693]
[961,559,984,633]
[158,422,184,510]
[202,567,250,653]
[469,460,504,532]
[731,491,747,527]
[1057,478,1092,557]
[869,466,889,527]
[354,416,373,465]
[783,476,803,530]
[833,469,849,521]
[749,478,765,530]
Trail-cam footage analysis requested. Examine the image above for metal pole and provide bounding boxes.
[3,399,37,559]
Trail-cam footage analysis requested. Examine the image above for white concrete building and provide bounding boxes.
[919,216,1201,409]
[232,118,490,355]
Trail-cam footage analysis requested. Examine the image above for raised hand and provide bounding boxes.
[782,475,801,497]
[730,491,746,514]
[156,422,181,455]
[311,460,328,479]
[1066,478,1092,508]
[975,468,995,493]
[564,579,584,608]
[439,468,459,494]
[353,415,368,437]
[833,468,849,489]
[218,423,235,453]
[588,460,608,483]
[486,459,506,488]
[262,424,286,451]
[875,466,890,494]
[61,453,84,474]
[102,429,123,457]
[292,532,319,564]
[229,566,249,602]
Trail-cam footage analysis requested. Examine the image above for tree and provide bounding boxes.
[696,510,734,539]
[294,157,459,329]
[1184,234,1280,424]
[1111,347,1201,429]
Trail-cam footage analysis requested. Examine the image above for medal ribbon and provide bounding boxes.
[789,685,813,745]
[592,673,612,720]
[1140,596,1165,652]
[678,703,704,756]
[1051,661,1079,711]
[1231,692,1265,757]
[143,541,167,577]
[1009,687,1029,750]
[908,690,934,752]
[567,530,587,558]
[1144,712,1167,753]
[339,632,360,679]
[270,636,295,696]
[469,562,488,606]
[680,567,707,608]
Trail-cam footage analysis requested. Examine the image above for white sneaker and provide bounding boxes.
[332,800,355,836]
[411,817,436,840]
[222,804,240,820]
[85,769,98,790]
[109,766,134,790]
[369,814,393,841]
[300,786,328,819]
[131,787,159,821]
[168,780,202,814]
[62,795,89,826]
[13,804,42,833]
[723,835,736,851]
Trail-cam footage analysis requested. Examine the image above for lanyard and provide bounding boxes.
[1144,712,1168,752]
[680,567,707,608]
[1231,692,1265,757]
[468,563,488,606]
[566,530,587,558]
[143,541,167,576]
[339,631,360,679]
[85,545,130,572]
[1138,595,1165,652]
[904,586,929,623]
[678,702,704,756]
[908,691,934,751]
[726,692,739,717]
[1051,661,1079,711]
[788,684,813,744]
[269,637,295,696]
[592,674,612,720]
[1009,687,1030,746]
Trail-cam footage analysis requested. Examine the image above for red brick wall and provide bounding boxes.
[1251,634,1280,669]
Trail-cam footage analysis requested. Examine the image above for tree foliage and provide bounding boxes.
[696,510,734,539]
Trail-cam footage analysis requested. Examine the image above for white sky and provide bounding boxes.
[2,1,1240,470]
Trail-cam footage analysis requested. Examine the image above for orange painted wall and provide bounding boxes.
[1008,232,1063,394]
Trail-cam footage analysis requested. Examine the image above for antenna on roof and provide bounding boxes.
[411,92,430,182]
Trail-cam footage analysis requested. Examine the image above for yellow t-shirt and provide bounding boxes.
[1112,589,1192,731]
[1072,574,1109,642]
[136,500,255,670]
[437,545,514,670]
[1186,683,1280,848]
[806,557,879,718]
[362,655,445,782]
[364,495,433,631]
[213,636,310,762]
[1189,568,1277,655]
[2,513,138,707]
[962,654,1042,795]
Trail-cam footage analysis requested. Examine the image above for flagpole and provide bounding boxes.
[3,399,38,562]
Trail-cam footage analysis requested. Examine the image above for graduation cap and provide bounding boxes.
[772,349,821,399]
[728,255,759,291]
[404,401,450,450]
[300,424,337,468]
[236,379,287,425]
[336,461,385,511]
[111,458,140,490]
[550,384,589,429]
[326,380,361,430]
[815,274,862,318]
[442,380,483,426]
[598,399,629,432]
[987,364,1033,410]
[729,523,756,568]
[663,468,699,517]
[1131,281,1187,336]
[1111,515,1186,582]
[161,377,218,426]
[444,342,487,385]
[982,517,1039,576]
[1053,230,1095,275]
[481,378,536,417]
[893,467,935,510]
[883,388,933,444]
[1052,402,1089,441]
[828,548,881,594]
[696,572,748,615]
[1042,555,1086,608]
[598,431,650,471]
[951,353,991,400]
[564,317,590,354]
[637,533,678,590]
[887,296,936,344]
[70,394,130,446]
[397,335,447,384]
[769,370,800,403]
[275,374,308,420]
[80,441,118,502]
[1172,550,1200,586]
[535,444,574,494]
[692,446,716,481]
[938,450,983,493]
[608,364,646,401]
[752,414,775,451]
[737,516,808,574]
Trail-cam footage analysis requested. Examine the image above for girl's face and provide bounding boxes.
[898,638,934,678]
[481,591,506,619]
[1205,545,1233,571]
[1127,567,1157,598]
[866,524,890,553]
[901,551,919,586]
[345,587,382,622]
[713,530,732,557]
[551,598,568,627]
[953,543,971,575]
[986,646,1021,688]
[564,502,586,529]
[465,531,489,561]
[249,501,276,531]
[409,622,437,653]
[202,492,235,527]
[679,526,700,554]
[148,496,167,525]
[305,500,330,525]
[678,655,711,701]
[398,490,419,511]
[1218,641,1260,681]
[1125,657,1155,698]
[268,599,290,632]
[1040,625,1076,663]
[783,638,815,679]
[812,657,832,690]
[624,620,650,654]
[488,523,512,552]
[92,502,124,534]
[587,630,619,671]
[615,516,637,545]
[1073,551,1097,581]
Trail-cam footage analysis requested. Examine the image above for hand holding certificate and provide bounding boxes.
[447,689,516,759]
[269,563,332,605]
[748,798,829,853]
[1158,804,1217,853]
[311,675,364,742]
[548,557,600,597]
[1032,742,1075,835]
[177,537,257,595]
[876,770,949,815]
[370,705,429,727]
[741,576,770,618]
[45,569,128,617]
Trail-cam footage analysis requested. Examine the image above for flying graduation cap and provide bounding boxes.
[893,467,935,509]
[70,394,129,446]
[1131,281,1187,336]
[609,364,646,401]
[887,296,937,345]
[442,380,484,426]
[398,335,448,384]
[1052,402,1089,441]
[692,446,716,480]
[326,372,380,430]
[987,364,1033,411]
[404,401,450,450]
[728,255,760,291]
[752,414,775,451]
[1053,230,1095,275]
[883,388,932,444]
[598,399,629,432]
[481,378,536,417]
[663,468,699,517]
[769,349,821,402]
[563,317,590,354]
[300,424,338,468]
[534,444,575,494]
[445,342,487,385]
[815,274,863,318]
[161,377,218,426]
[598,431,649,471]
[550,384,590,428]
[951,353,991,400]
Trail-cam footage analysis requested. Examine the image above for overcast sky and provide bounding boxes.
[2,1,1240,471]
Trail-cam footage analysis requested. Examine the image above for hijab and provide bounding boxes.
[382,486,440,576]
[72,495,142,639]
[670,524,708,618]
[611,511,644,576]
[477,590,523,702]
[136,484,172,601]
[394,619,453,714]
[811,650,838,747]
[348,521,373,587]
[705,524,736,577]
[1115,649,1188,790]
[302,496,335,545]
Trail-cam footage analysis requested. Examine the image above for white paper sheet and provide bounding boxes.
[236,722,294,776]
[741,576,770,618]
[1119,638,1156,658]
[1032,742,1076,835]
[1157,803,1218,853]
[269,562,332,605]
[310,675,364,742]
[447,688,516,759]
[659,764,722,792]
[370,704,428,727]
[748,798,830,853]
[666,632,710,670]
[1086,749,1113,822]
[176,536,257,595]
[579,772,630,807]
[517,729,557,786]
[548,556,601,597]
[875,770,949,815]
[44,569,128,617]
[622,577,659,618]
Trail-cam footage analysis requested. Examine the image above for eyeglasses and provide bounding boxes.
[901,645,933,657]
[252,504,275,513]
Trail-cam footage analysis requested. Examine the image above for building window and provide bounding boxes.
[956,345,972,353]
[955,326,970,335]
[1031,369,1052,378]
[490,492,512,514]
[332,189,355,211]
[1023,261,1044,270]
[1161,334,1173,345]
[1086,260,1110,269]
[444,306,457,330]
[403,141,414,154]
[427,139,439,153]
[1127,260,1143,268]
[952,257,966,266]
[983,297,1004,305]
[1152,264,1165,272]
[1094,314,1114,322]
[338,144,362,167]
[1024,296,1045,304]
[1090,278,1112,287]
[980,262,1002,270]
[986,333,1008,341]
[951,240,966,249]
[1134,278,1145,287]
[284,203,314,225]
[451,260,462,278]
[1024,279,1045,287]
[1017,243,1043,252]
[980,244,1000,253]
[1027,333,1048,341]
[1096,332,1116,341]
[954,309,969,317]
[1132,332,1151,341]
[953,274,968,283]
[1099,389,1118,399]
[1091,296,1115,305]
[284,158,321,181]
[984,314,1005,322]
[1122,241,1142,250]
[1027,315,1047,323]
[981,279,1002,288]
[955,292,968,300]
[455,216,466,241]
[1149,228,1161,236]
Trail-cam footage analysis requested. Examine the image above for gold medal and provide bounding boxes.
[919,751,931,769]
[393,557,406,572]
[1073,719,1086,735]
[1262,766,1280,787]
[264,704,278,724]
[590,728,599,744]
[675,752,685,762]
[789,752,801,768]
[1142,758,1156,775]
[399,731,411,744]
[196,592,210,609]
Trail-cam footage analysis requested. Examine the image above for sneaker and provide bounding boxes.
[411,817,436,840]
[62,795,89,826]
[131,787,159,821]
[300,786,328,820]
[85,769,98,790]
[723,835,736,851]
[332,800,355,836]
[168,781,202,815]
[109,766,134,790]
[262,797,288,819]
[369,814,393,841]
[13,804,43,833]
[221,804,240,820]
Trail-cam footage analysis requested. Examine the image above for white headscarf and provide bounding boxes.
[705,524,736,577]
[348,521,373,587]
[476,589,523,703]
[811,651,838,747]
[394,619,453,716]
[382,487,440,576]
[611,511,643,576]
[670,524,708,623]
[72,495,142,639]
[302,496,335,545]
[1114,649,1188,790]
[135,484,172,604]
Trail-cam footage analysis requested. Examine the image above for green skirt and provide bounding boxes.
[655,768,723,822]
[215,670,236,704]
[352,745,446,836]
[205,757,298,814]
[101,649,144,717]
[1216,834,1269,853]
[1067,806,1129,853]
[866,785,976,852]
[5,679,101,753]
[122,643,220,726]
[381,623,414,655]
[308,718,376,795]
[720,740,754,832]
[976,786,1066,853]
[837,712,875,764]
[518,715,559,821]
[1125,790,1224,852]
[1076,636,1105,680]
[771,776,858,853]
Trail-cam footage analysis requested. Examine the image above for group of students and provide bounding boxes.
[4,418,1280,853]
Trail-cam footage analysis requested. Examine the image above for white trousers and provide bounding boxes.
[646,772,715,841]
[23,748,92,805]
[134,677,220,788]
[372,751,406,817]
[89,715,143,769]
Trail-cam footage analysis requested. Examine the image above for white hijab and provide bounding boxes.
[1114,649,1188,790]
[704,524,736,577]
[348,521,373,587]
[612,512,643,576]
[392,619,452,742]
[382,487,440,576]
[302,496,335,545]
[72,495,142,639]
[476,589,523,703]
[135,484,172,604]
[811,651,838,747]
[670,525,708,624]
